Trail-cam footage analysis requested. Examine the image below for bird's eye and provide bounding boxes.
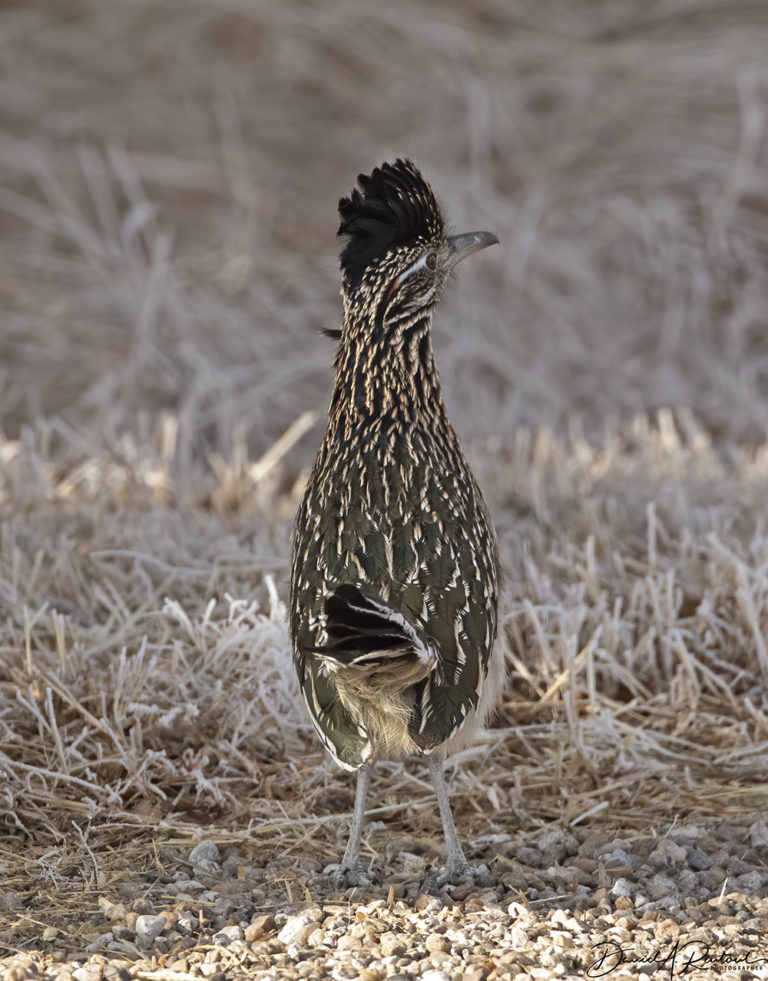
[425,251,438,271]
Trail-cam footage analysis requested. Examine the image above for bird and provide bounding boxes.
[290,158,501,888]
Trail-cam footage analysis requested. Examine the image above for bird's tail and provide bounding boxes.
[313,584,435,692]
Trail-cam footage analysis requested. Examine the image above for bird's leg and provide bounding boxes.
[329,764,380,888]
[340,764,370,870]
[427,753,488,887]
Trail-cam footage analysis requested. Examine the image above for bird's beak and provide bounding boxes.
[447,230,499,265]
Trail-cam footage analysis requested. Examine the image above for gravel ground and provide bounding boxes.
[3,815,767,980]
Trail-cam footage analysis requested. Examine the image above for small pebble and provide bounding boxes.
[516,846,543,867]
[214,924,244,944]
[277,914,316,945]
[85,932,112,952]
[733,871,766,892]
[169,878,205,894]
[425,933,451,952]
[135,914,166,946]
[177,912,197,935]
[610,877,632,898]
[749,819,768,848]
[380,932,407,957]
[72,970,101,981]
[97,897,127,920]
[508,901,528,918]
[677,869,697,892]
[189,839,221,866]
[648,839,687,867]
[245,914,276,942]
[414,893,442,912]
[220,856,241,878]
[686,848,711,871]
[537,828,565,851]
[602,848,635,868]
[464,968,489,981]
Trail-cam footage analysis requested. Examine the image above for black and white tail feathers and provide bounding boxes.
[315,584,434,673]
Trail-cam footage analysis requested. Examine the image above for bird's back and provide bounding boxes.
[290,159,500,771]
[291,388,499,768]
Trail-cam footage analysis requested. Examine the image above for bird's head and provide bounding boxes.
[337,159,497,322]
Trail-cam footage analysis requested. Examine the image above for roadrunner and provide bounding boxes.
[290,159,500,887]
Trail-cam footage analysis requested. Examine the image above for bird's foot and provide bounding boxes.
[324,861,382,889]
[427,860,490,890]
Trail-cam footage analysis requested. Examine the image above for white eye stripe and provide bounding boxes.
[400,253,429,281]
[400,252,435,283]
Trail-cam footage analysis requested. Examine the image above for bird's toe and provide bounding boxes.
[431,860,490,889]
[325,861,382,889]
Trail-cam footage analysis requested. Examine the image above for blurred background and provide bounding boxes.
[3,0,768,475]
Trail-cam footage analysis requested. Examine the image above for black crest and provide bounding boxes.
[338,159,445,287]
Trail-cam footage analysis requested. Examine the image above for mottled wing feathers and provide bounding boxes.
[338,159,445,287]
[407,477,497,748]
[291,442,498,760]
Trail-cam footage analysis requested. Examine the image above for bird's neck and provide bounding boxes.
[329,308,447,430]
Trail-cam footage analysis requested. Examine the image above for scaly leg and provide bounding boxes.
[329,764,380,887]
[428,753,488,887]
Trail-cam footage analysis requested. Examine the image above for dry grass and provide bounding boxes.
[1,0,768,951]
